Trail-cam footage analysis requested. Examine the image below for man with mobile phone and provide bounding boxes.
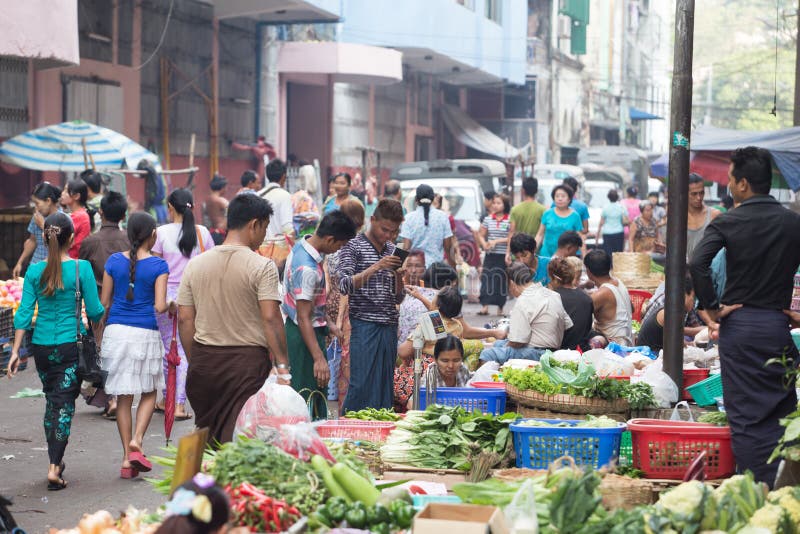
[336,199,406,410]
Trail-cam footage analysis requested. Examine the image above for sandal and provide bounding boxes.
[154,402,165,413]
[120,467,139,479]
[47,477,67,491]
[476,310,489,316]
[128,451,152,472]
[174,411,193,421]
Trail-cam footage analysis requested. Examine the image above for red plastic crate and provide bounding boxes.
[628,418,735,480]
[682,368,711,401]
[316,420,396,442]
[470,382,506,389]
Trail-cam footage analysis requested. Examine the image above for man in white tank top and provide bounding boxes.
[584,249,633,345]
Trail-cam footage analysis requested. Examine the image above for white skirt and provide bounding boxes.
[101,324,165,395]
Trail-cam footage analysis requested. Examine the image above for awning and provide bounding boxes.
[203,0,340,22]
[441,105,525,160]
[629,107,663,121]
[3,0,79,69]
[277,41,402,85]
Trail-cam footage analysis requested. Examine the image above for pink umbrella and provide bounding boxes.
[164,315,180,444]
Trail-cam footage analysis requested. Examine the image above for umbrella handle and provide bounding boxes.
[171,315,178,341]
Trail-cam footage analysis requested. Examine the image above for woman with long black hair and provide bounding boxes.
[13,182,62,277]
[7,212,105,490]
[152,189,214,420]
[101,212,169,479]
[60,179,92,258]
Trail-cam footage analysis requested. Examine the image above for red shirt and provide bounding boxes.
[69,209,91,259]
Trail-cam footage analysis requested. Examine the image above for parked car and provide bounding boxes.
[513,164,586,204]
[391,159,506,198]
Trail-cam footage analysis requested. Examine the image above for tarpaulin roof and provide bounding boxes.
[649,125,800,191]
[441,104,525,160]
[629,107,663,121]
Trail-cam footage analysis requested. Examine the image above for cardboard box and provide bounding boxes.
[413,503,509,534]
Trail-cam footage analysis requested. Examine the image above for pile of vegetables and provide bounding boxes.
[698,411,728,426]
[309,497,415,534]
[379,405,518,471]
[344,408,401,422]
[226,482,302,532]
[503,365,657,410]
[455,470,800,533]
[48,508,161,534]
[208,438,327,515]
[516,415,621,428]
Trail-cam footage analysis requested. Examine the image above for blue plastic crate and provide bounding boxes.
[510,419,626,470]
[419,387,506,415]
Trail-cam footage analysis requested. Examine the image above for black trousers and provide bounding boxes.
[719,307,798,488]
[480,253,508,308]
[31,343,81,465]
[602,232,625,255]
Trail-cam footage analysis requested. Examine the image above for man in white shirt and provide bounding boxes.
[479,262,572,364]
[259,158,295,240]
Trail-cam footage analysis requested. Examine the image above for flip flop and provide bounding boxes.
[102,411,117,421]
[47,477,67,491]
[476,310,489,316]
[120,467,139,479]
[174,412,193,421]
[154,403,165,413]
[128,451,152,472]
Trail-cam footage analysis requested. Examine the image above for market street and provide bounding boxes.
[0,302,497,534]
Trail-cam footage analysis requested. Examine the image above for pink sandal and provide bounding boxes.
[120,467,139,479]
[128,452,152,472]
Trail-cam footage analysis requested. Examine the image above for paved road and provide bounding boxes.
[0,301,507,533]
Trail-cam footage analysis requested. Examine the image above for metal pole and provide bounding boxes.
[664,0,695,391]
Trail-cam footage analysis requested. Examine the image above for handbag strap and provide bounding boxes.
[74,260,82,340]
[195,226,205,253]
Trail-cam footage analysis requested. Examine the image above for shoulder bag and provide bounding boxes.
[75,261,107,388]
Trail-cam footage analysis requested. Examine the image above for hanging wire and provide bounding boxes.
[135,0,175,71]
[771,0,780,115]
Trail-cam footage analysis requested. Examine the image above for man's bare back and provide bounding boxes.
[206,194,228,230]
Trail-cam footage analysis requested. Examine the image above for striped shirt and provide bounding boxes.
[336,233,402,325]
[482,213,511,255]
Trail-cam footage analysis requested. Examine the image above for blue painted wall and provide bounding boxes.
[336,0,527,85]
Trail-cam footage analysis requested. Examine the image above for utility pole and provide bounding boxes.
[664,0,695,392]
[794,0,800,126]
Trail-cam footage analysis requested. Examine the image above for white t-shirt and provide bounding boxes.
[262,184,294,238]
[152,223,215,290]
[508,283,573,349]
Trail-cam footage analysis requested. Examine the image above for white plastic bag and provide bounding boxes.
[504,479,540,534]
[669,400,695,422]
[468,361,501,385]
[583,349,634,377]
[635,359,679,408]
[623,352,653,371]
[551,349,582,364]
[234,378,310,439]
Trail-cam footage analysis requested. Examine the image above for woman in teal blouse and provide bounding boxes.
[7,212,105,491]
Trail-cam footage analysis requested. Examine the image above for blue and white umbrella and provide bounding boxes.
[0,120,160,171]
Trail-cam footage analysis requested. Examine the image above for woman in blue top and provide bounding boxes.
[535,184,584,258]
[100,212,169,480]
[7,212,105,491]
[596,189,629,255]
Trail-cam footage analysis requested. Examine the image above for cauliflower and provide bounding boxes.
[747,503,793,533]
[766,487,800,528]
[656,481,717,531]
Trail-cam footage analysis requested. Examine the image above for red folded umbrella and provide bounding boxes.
[164,314,180,444]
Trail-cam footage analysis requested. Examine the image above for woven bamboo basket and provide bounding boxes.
[492,467,548,482]
[618,273,664,292]
[612,252,651,277]
[506,384,630,415]
[600,474,655,510]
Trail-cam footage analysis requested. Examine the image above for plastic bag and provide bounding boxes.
[623,352,654,371]
[606,342,657,361]
[669,400,695,422]
[327,338,341,401]
[551,349,582,364]
[583,349,634,377]
[234,378,335,462]
[634,359,679,408]
[504,478,540,534]
[468,361,501,385]
[539,352,595,387]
